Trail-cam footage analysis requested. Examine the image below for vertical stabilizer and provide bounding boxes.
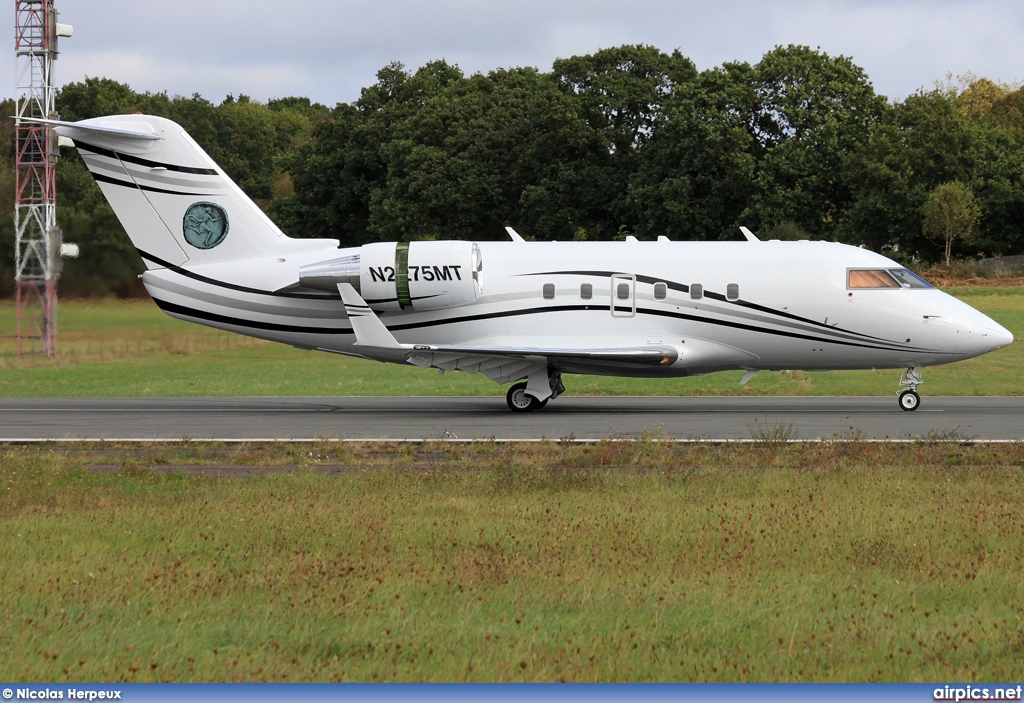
[53,114,294,269]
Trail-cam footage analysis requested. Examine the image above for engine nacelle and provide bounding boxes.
[298,240,483,312]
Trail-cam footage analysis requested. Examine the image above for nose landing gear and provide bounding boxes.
[897,366,923,411]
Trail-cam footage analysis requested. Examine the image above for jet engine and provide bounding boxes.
[298,240,483,312]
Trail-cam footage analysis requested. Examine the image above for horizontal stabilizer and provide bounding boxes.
[15,116,163,141]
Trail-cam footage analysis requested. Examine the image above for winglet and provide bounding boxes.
[505,226,526,243]
[337,283,405,349]
[740,226,759,242]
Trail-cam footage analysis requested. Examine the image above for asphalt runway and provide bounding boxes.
[0,396,1021,441]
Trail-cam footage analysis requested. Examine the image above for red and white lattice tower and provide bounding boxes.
[13,0,71,355]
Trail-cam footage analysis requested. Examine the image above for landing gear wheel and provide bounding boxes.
[898,389,920,411]
[506,382,541,412]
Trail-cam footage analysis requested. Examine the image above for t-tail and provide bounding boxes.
[27,114,334,269]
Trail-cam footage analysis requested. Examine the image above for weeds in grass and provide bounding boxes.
[748,418,799,446]
[917,427,978,445]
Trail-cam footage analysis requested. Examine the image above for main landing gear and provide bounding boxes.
[506,383,546,411]
[506,369,564,412]
[897,366,923,411]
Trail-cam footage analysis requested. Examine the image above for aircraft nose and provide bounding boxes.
[984,321,1014,350]
[949,298,1013,355]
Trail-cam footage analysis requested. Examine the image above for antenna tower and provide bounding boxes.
[13,0,72,355]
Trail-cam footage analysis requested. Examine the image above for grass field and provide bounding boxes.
[1,286,1021,397]
[3,291,1023,683]
[2,440,1023,682]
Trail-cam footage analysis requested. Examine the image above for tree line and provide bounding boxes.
[2,44,1023,297]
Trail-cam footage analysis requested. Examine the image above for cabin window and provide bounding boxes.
[726,283,740,301]
[653,282,667,300]
[690,283,703,300]
[580,283,593,299]
[617,282,631,300]
[848,269,900,289]
[887,268,934,289]
[543,283,555,299]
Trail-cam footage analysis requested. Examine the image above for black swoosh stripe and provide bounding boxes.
[633,306,936,353]
[142,252,937,352]
[141,249,438,304]
[92,171,215,198]
[138,249,339,300]
[76,140,219,175]
[519,269,897,345]
[390,304,935,353]
[153,298,352,335]
[152,295,937,354]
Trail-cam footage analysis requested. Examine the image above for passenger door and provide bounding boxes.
[610,274,635,318]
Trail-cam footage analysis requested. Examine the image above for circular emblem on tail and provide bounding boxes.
[183,202,229,249]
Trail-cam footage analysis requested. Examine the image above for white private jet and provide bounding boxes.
[35,115,1014,411]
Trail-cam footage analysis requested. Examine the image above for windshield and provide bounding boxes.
[848,268,934,289]
[848,269,900,288]
[887,268,934,289]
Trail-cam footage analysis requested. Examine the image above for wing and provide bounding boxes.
[336,283,678,384]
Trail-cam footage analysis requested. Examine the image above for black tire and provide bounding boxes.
[898,389,920,411]
[506,382,540,412]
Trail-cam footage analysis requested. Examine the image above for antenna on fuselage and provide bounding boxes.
[505,226,526,243]
[739,226,759,242]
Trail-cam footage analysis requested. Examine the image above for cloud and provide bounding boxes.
[59,50,311,102]
[3,0,1021,105]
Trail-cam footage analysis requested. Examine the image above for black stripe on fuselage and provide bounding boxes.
[76,141,219,175]
[138,249,339,300]
[153,297,352,335]
[388,304,934,354]
[151,293,936,354]
[518,269,896,345]
[91,171,216,198]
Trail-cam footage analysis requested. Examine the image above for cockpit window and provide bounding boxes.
[848,269,900,289]
[887,268,934,289]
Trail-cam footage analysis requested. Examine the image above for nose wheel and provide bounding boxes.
[896,366,923,411]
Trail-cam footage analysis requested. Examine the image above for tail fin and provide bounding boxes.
[50,114,304,269]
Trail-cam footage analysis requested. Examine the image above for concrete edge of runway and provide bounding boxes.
[3,437,1021,444]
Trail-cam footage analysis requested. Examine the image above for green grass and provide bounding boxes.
[2,441,1023,682]
[1,287,1021,397]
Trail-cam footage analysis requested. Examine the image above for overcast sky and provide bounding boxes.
[5,0,1024,106]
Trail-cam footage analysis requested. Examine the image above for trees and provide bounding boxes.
[372,66,615,242]
[841,85,1024,261]
[741,45,887,239]
[922,181,981,266]
[552,44,696,158]
[4,48,1024,298]
[278,61,468,245]
[625,65,757,240]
